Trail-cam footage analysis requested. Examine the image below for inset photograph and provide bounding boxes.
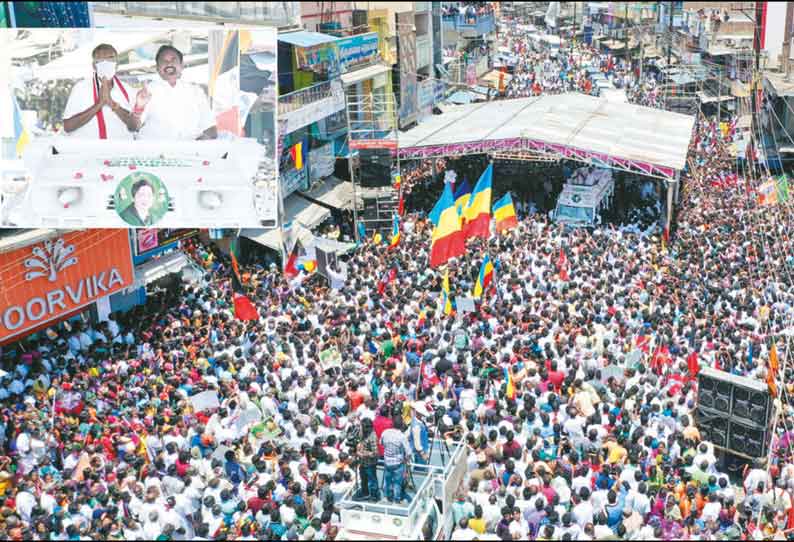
[0,27,277,228]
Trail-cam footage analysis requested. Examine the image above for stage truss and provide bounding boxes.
[398,136,680,181]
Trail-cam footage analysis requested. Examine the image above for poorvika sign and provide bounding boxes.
[0,230,134,342]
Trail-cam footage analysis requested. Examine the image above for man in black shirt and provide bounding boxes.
[355,418,380,502]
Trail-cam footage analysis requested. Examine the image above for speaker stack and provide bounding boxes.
[696,367,773,460]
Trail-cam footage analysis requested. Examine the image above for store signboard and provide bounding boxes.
[337,32,380,72]
[0,230,134,342]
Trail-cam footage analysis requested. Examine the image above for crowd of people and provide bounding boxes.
[3,16,794,542]
[0,106,792,540]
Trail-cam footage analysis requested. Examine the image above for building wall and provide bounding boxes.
[299,1,354,33]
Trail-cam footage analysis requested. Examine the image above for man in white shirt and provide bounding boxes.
[63,44,138,139]
[135,45,217,140]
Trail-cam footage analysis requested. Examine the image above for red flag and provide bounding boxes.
[687,351,699,379]
[284,240,303,278]
[231,271,258,321]
[557,249,569,281]
[651,345,670,375]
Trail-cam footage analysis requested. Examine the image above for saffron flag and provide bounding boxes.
[439,270,453,316]
[557,248,569,281]
[430,184,466,267]
[493,192,518,233]
[454,180,472,215]
[473,255,495,300]
[290,141,304,170]
[389,213,401,249]
[12,95,30,157]
[462,164,493,239]
[504,366,516,400]
[768,342,779,398]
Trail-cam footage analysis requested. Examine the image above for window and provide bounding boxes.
[556,205,594,223]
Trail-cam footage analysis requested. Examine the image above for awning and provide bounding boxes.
[240,179,354,251]
[341,63,390,86]
[132,251,189,289]
[696,91,734,104]
[278,30,340,48]
[242,224,355,255]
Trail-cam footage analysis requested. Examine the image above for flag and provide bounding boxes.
[231,270,259,321]
[428,189,447,226]
[230,237,242,280]
[758,178,778,206]
[209,30,242,136]
[557,248,569,281]
[430,184,466,267]
[462,164,493,239]
[493,192,518,233]
[290,141,304,170]
[504,366,516,400]
[768,342,779,398]
[389,214,401,249]
[394,173,405,216]
[228,237,258,321]
[473,255,495,300]
[687,351,699,379]
[454,180,472,215]
[12,95,30,157]
[439,270,453,316]
[378,266,397,295]
[357,221,366,243]
[284,239,304,278]
[777,175,790,203]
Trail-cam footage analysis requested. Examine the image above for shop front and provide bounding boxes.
[0,229,134,345]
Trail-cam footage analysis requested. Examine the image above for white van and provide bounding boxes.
[553,167,615,226]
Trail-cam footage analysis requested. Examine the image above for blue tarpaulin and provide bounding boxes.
[278,30,340,48]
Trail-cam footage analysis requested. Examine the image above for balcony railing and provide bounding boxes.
[442,13,495,35]
[278,80,335,115]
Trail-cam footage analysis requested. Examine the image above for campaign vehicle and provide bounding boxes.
[553,167,615,227]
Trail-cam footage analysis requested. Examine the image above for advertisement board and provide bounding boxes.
[397,11,418,128]
[337,32,379,72]
[0,229,134,342]
[134,229,199,257]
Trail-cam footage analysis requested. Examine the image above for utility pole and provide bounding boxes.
[667,0,674,69]
[750,1,764,179]
[783,1,794,81]
[625,2,630,66]
[572,1,577,51]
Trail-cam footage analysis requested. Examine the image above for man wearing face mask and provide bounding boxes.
[63,43,138,139]
[134,44,217,140]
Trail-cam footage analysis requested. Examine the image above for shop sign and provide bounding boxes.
[0,230,134,341]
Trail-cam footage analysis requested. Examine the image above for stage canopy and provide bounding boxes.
[398,93,696,180]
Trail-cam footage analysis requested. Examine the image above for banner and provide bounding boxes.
[190,390,220,412]
[397,11,418,128]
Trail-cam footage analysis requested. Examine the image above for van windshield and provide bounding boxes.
[556,205,594,223]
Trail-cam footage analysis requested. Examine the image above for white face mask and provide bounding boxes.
[95,60,117,80]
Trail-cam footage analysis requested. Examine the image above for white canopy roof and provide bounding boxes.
[399,93,696,173]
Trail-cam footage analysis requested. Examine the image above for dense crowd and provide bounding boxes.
[3,19,794,542]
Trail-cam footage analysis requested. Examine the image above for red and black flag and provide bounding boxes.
[230,238,258,321]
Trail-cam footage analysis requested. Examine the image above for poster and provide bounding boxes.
[190,390,220,412]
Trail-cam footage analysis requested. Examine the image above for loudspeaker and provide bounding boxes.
[696,407,728,448]
[696,367,773,459]
[697,367,771,429]
[728,422,767,458]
